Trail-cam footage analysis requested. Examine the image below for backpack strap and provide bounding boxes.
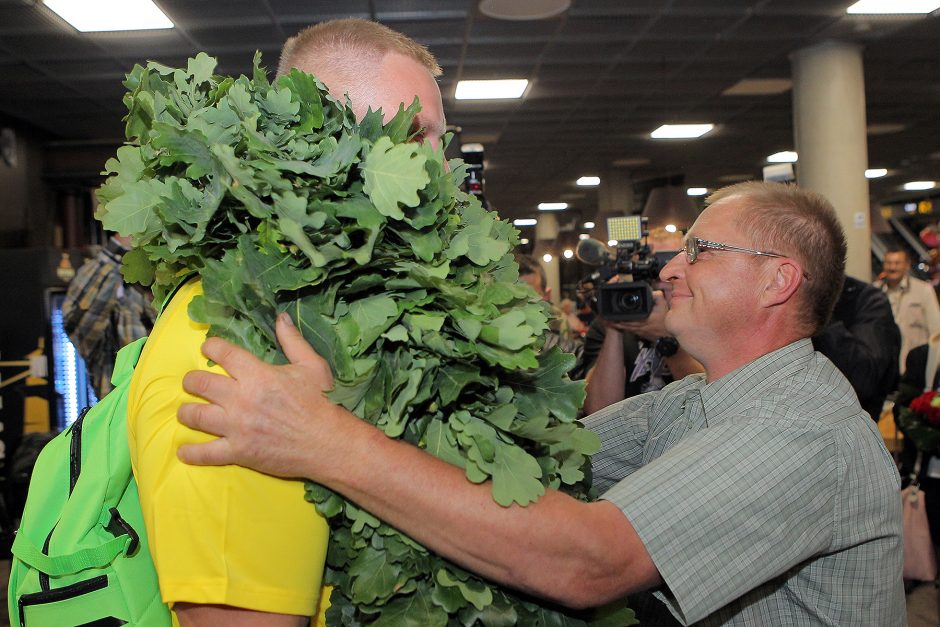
[12,531,131,577]
[157,272,198,317]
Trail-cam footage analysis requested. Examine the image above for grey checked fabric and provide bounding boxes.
[584,339,906,626]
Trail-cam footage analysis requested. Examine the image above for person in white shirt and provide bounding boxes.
[874,248,940,373]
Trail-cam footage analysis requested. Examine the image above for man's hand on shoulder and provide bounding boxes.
[177,313,372,482]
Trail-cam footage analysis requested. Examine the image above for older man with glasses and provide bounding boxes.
[176,181,905,626]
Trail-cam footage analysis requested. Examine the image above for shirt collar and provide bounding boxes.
[881,275,910,292]
[698,338,816,423]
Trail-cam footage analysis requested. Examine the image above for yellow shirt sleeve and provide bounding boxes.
[127,280,330,621]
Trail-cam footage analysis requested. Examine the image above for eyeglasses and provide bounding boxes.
[682,237,811,279]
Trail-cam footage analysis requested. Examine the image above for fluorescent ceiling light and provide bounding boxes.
[865,168,888,179]
[767,151,798,163]
[686,187,708,196]
[455,79,528,100]
[563,249,574,259]
[583,221,595,229]
[576,176,600,186]
[846,0,940,14]
[514,218,537,226]
[650,124,714,139]
[903,181,937,191]
[44,0,174,31]
[537,202,568,211]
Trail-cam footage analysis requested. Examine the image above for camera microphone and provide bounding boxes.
[575,238,611,266]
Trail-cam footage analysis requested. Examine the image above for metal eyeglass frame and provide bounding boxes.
[683,237,811,280]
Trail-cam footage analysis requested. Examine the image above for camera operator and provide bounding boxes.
[580,228,703,413]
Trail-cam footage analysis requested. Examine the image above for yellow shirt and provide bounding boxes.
[127,280,329,623]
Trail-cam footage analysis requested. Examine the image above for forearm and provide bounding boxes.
[664,349,703,379]
[318,412,655,608]
[584,331,626,413]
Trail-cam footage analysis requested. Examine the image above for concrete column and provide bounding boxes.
[534,212,560,304]
[791,40,871,280]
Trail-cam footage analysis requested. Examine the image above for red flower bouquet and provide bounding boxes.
[898,390,940,454]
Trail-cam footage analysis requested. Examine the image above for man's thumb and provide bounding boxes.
[276,312,322,365]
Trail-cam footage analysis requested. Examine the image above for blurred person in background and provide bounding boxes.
[516,254,583,361]
[875,247,940,373]
[812,275,900,422]
[580,228,703,413]
[62,233,156,398]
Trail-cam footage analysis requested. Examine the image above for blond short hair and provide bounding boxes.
[706,181,847,335]
[277,18,442,79]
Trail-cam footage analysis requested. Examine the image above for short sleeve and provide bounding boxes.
[582,393,655,494]
[127,281,330,617]
[602,419,838,624]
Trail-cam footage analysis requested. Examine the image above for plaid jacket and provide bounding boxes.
[62,237,156,397]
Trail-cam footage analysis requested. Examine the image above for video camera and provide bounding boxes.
[576,216,674,321]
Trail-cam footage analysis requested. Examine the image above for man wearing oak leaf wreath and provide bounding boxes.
[128,18,445,627]
[175,27,905,627]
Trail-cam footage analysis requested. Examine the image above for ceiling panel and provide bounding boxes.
[0,0,934,217]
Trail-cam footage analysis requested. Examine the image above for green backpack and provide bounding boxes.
[8,336,172,626]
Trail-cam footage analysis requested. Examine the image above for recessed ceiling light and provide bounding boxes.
[537,202,568,211]
[665,224,678,233]
[514,218,538,226]
[455,79,528,100]
[846,0,940,14]
[767,151,798,163]
[563,249,574,259]
[520,237,530,244]
[583,221,595,229]
[650,124,714,139]
[903,181,937,191]
[44,0,174,32]
[686,187,708,196]
[607,239,618,247]
[722,79,792,96]
[865,168,888,179]
[479,0,571,20]
[576,176,600,186]
[578,233,590,240]
[542,253,553,263]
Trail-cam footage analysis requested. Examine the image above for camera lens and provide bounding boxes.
[613,291,642,313]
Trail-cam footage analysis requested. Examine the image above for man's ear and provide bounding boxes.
[543,286,553,303]
[761,260,804,308]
